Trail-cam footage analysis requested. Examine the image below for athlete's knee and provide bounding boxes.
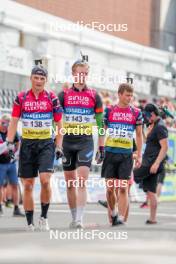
[106,187,114,196]
[119,186,128,194]
[77,177,86,188]
[23,182,34,192]
[66,179,75,189]
[41,180,50,190]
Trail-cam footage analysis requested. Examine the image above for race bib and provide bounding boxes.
[22,112,53,139]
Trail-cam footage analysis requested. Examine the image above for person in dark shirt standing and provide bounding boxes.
[0,114,24,217]
[134,104,168,224]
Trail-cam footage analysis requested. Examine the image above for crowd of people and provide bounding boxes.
[0,55,174,231]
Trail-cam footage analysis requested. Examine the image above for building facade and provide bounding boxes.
[0,0,176,112]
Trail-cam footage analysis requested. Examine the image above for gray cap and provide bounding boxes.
[31,66,48,77]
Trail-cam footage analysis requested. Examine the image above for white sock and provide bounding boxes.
[111,208,117,217]
[119,215,125,222]
[70,208,77,221]
[76,206,84,222]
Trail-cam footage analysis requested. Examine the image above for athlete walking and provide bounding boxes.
[7,65,63,231]
[101,83,143,225]
[58,56,104,228]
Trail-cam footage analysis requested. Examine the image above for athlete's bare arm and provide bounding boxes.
[55,120,63,148]
[135,125,143,168]
[7,117,19,143]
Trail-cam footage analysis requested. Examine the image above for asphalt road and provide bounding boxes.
[0,202,176,264]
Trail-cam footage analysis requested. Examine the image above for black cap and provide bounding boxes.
[31,66,48,77]
[144,103,159,116]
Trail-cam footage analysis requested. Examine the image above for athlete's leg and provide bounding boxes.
[40,173,52,203]
[76,166,89,224]
[21,178,35,210]
[124,184,131,222]
[106,179,118,223]
[39,172,52,219]
[21,178,35,225]
[64,170,77,208]
[64,170,77,225]
[74,138,93,227]
[118,180,129,221]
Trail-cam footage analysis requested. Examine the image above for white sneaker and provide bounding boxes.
[76,221,83,229]
[27,224,35,232]
[38,217,50,231]
[69,221,77,229]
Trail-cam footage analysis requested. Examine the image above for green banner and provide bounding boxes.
[168,128,176,165]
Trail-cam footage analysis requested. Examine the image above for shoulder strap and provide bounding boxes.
[130,106,137,121]
[45,91,52,103]
[106,105,114,120]
[20,91,29,107]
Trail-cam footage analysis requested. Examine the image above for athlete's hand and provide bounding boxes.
[135,155,142,168]
[9,150,15,160]
[95,146,105,164]
[150,162,159,174]
[6,141,15,152]
[55,146,64,160]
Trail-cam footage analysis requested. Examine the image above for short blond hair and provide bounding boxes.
[118,83,134,94]
[72,61,89,73]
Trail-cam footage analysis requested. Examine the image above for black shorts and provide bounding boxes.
[19,138,55,178]
[134,165,160,193]
[101,151,133,180]
[157,167,166,184]
[62,135,94,171]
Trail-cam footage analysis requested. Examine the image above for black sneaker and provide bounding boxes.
[98,200,108,208]
[111,215,124,226]
[13,208,25,217]
[145,219,157,225]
